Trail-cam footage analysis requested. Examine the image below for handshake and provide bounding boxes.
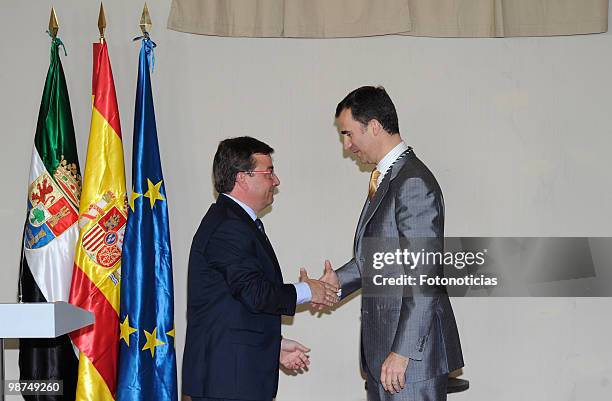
[279,260,340,372]
[299,260,340,310]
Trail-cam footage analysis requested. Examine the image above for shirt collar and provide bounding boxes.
[376,141,409,184]
[222,193,257,221]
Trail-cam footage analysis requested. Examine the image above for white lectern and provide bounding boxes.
[0,302,94,400]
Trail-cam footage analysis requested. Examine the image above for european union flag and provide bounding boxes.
[117,36,178,401]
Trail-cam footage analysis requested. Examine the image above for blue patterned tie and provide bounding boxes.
[255,218,266,235]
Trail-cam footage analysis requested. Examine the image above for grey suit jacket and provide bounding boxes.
[336,148,464,383]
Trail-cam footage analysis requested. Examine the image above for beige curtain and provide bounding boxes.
[167,0,608,38]
[283,0,412,37]
[403,0,608,37]
[166,0,412,37]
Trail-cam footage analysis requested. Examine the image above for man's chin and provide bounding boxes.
[353,152,368,163]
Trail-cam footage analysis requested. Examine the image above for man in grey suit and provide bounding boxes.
[320,86,464,401]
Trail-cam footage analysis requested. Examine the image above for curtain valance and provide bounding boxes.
[167,0,608,38]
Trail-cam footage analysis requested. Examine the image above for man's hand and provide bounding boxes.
[380,352,409,394]
[319,259,340,287]
[280,338,310,371]
[299,268,339,307]
[312,260,340,311]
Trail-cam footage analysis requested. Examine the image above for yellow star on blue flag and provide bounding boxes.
[120,315,138,346]
[142,327,165,358]
[129,188,142,212]
[144,178,165,209]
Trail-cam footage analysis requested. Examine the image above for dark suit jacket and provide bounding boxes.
[182,194,297,400]
[337,148,464,383]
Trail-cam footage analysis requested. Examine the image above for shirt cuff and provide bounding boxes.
[293,282,312,304]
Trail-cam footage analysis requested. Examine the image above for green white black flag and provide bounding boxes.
[18,37,81,401]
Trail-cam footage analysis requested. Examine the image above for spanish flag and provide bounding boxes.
[69,41,126,401]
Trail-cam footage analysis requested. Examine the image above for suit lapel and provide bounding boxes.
[356,149,412,240]
[217,195,283,280]
[353,196,369,249]
[356,172,391,239]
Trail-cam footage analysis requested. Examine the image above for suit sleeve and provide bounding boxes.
[207,219,297,316]
[336,258,362,298]
[391,176,444,361]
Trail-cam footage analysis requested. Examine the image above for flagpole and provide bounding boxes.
[18,5,81,400]
[117,5,178,400]
[98,3,106,44]
[13,3,52,310]
[71,4,127,397]
[49,7,59,39]
[140,2,152,35]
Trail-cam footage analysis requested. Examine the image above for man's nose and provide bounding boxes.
[272,173,280,186]
[343,135,352,150]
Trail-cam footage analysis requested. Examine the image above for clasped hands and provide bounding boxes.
[299,260,340,309]
[279,262,338,373]
[279,337,310,371]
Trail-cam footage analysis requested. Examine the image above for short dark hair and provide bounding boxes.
[335,86,400,134]
[213,136,274,193]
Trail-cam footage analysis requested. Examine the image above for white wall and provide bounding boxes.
[1,1,612,400]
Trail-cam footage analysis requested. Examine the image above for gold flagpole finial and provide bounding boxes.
[49,7,59,39]
[140,3,152,35]
[98,3,106,43]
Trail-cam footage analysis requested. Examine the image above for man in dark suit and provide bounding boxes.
[320,87,464,401]
[182,136,339,401]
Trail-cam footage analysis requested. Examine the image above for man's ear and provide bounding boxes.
[234,172,248,190]
[369,119,383,136]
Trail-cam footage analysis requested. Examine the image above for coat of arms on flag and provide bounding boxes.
[25,157,81,250]
[81,196,127,268]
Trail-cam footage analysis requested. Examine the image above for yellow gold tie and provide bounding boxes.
[368,169,381,200]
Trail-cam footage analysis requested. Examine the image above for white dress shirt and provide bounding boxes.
[376,141,410,186]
